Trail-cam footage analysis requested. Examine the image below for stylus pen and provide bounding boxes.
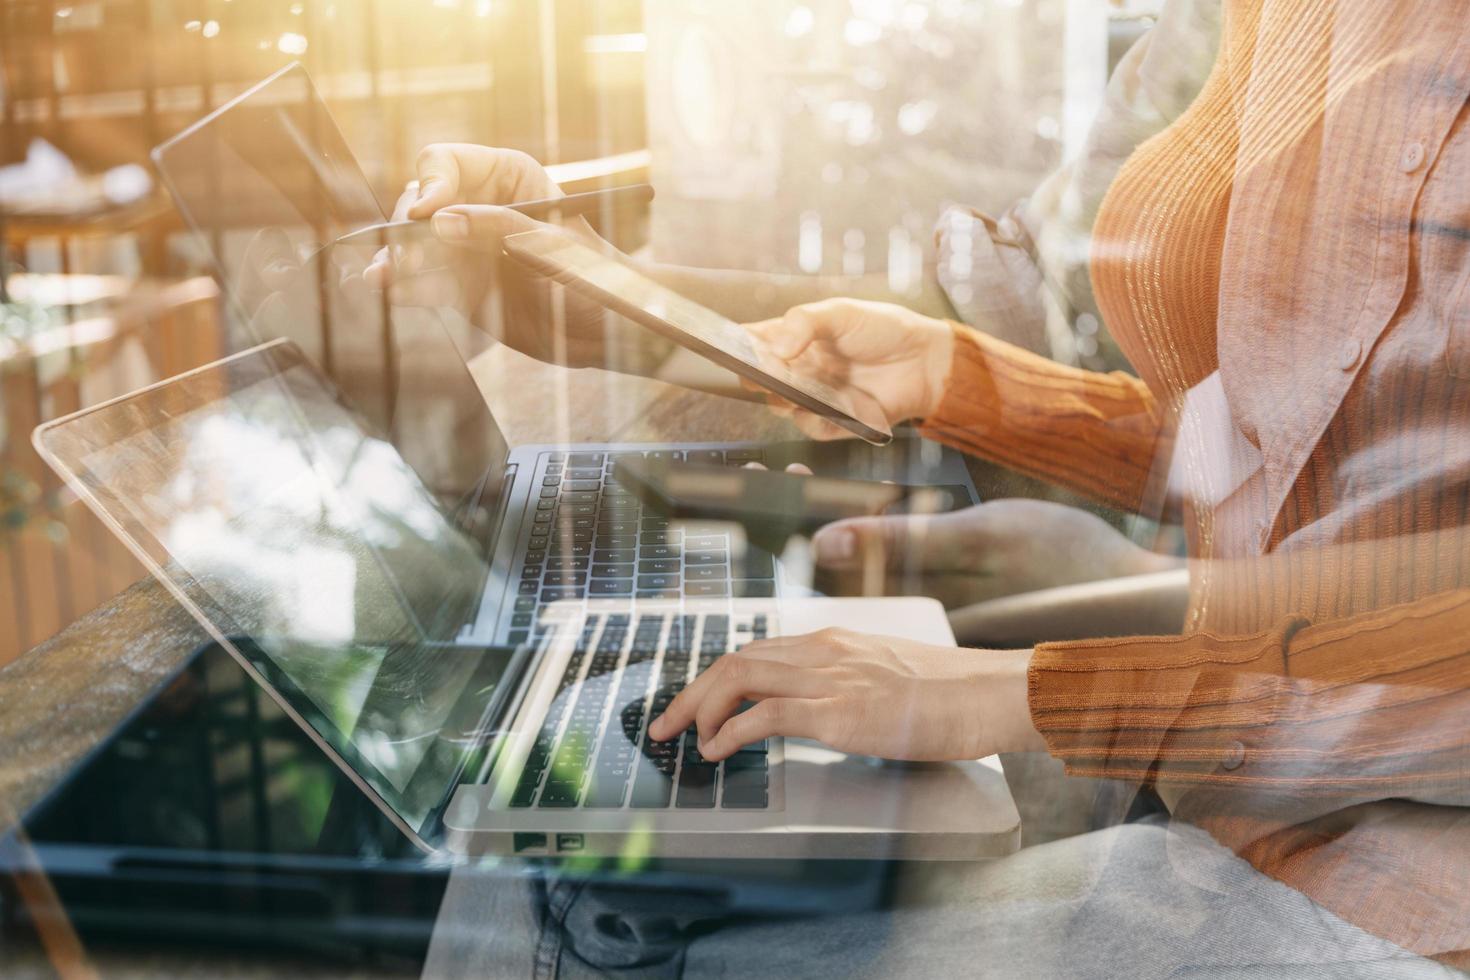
[326,183,654,249]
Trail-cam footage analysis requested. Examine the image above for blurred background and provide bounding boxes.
[0,0,1160,665]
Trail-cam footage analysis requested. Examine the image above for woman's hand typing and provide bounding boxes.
[647,630,1044,762]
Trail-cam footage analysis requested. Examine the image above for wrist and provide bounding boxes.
[913,314,956,420]
[968,648,1048,756]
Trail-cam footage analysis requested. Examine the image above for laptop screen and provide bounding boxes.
[37,341,525,842]
[151,62,510,541]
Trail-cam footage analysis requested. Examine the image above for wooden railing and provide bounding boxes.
[0,276,224,665]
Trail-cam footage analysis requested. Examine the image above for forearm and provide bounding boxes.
[919,322,1167,511]
[1030,585,1470,804]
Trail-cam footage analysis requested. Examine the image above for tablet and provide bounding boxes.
[502,228,894,445]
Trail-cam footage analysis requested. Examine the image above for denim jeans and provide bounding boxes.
[422,813,1453,980]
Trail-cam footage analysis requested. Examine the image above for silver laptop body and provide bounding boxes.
[35,341,1018,862]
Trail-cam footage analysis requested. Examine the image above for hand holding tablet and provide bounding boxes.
[502,228,897,446]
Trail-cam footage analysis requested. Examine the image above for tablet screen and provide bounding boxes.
[504,229,893,445]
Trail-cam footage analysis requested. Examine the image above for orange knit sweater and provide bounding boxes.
[920,0,1470,962]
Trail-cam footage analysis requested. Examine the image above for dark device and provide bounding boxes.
[613,456,970,533]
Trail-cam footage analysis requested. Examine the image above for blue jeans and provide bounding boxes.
[422,814,1452,979]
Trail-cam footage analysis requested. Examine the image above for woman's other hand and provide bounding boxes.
[743,298,955,440]
[364,143,608,342]
[647,630,1044,762]
[811,500,1181,608]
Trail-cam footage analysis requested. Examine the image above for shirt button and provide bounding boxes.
[1400,141,1425,173]
[1340,338,1363,371]
[1222,741,1247,771]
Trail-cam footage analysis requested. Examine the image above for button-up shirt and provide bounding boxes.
[920,0,1470,964]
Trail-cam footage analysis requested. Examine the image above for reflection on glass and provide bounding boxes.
[71,345,496,814]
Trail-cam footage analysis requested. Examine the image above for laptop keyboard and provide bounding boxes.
[505,449,777,646]
[509,612,772,810]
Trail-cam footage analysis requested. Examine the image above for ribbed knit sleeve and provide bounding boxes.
[918,321,1166,511]
[1030,587,1470,802]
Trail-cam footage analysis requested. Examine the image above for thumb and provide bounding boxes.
[753,306,828,362]
[430,204,542,252]
[409,145,463,218]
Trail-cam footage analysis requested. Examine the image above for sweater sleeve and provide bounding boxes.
[1029,587,1470,804]
[918,321,1168,511]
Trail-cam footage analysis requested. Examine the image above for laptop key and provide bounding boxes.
[594,548,636,564]
[599,520,639,536]
[725,449,764,463]
[543,571,586,586]
[725,751,767,772]
[539,781,582,807]
[560,503,597,518]
[590,579,635,596]
[684,551,726,565]
[641,531,682,546]
[561,491,600,504]
[564,480,602,493]
[597,533,638,550]
[541,587,586,602]
[510,779,539,808]
[721,767,768,808]
[567,453,605,466]
[515,597,536,613]
[638,589,681,600]
[684,566,724,581]
[676,764,718,807]
[565,467,603,480]
[686,450,725,465]
[737,550,776,579]
[734,580,776,598]
[592,563,635,578]
[584,774,629,808]
[639,559,679,574]
[686,582,729,597]
[641,545,678,561]
[631,770,674,808]
[638,574,679,590]
[685,536,727,551]
[645,451,683,462]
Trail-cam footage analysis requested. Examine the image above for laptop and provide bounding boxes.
[44,62,1018,858]
[35,340,1019,861]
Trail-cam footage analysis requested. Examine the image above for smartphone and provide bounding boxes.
[502,228,894,446]
[612,457,969,529]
